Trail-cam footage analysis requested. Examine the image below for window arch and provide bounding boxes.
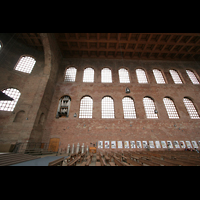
[14,55,36,74]
[79,96,93,118]
[64,67,77,82]
[0,88,21,111]
[186,69,200,84]
[163,97,179,119]
[122,97,136,118]
[153,69,166,84]
[101,96,114,118]
[101,68,112,83]
[136,69,148,83]
[183,97,200,119]
[169,69,183,84]
[83,67,94,82]
[143,96,158,118]
[118,68,130,83]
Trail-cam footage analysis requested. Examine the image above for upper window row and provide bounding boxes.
[64,67,200,85]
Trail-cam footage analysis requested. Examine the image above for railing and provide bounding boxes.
[13,142,52,153]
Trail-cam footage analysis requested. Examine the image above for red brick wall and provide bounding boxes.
[42,58,200,149]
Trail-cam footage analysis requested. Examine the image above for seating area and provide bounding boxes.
[1,149,199,166]
[61,149,200,166]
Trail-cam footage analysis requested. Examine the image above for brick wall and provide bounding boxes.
[42,58,200,149]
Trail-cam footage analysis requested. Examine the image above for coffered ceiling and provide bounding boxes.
[14,33,200,61]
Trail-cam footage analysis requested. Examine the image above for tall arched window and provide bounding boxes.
[169,69,183,84]
[153,69,166,84]
[186,70,200,84]
[101,68,112,83]
[64,67,77,82]
[0,88,21,111]
[83,68,94,82]
[119,68,130,83]
[14,56,36,74]
[122,97,136,118]
[163,97,179,119]
[79,96,93,118]
[183,97,200,119]
[143,97,158,118]
[136,69,148,83]
[102,96,114,118]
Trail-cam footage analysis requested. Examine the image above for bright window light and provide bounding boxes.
[14,56,36,74]
[102,96,114,118]
[163,97,179,119]
[186,70,200,84]
[122,97,136,118]
[119,68,130,83]
[153,69,166,84]
[79,96,93,118]
[64,67,77,82]
[101,68,112,83]
[0,88,21,111]
[169,70,183,84]
[143,97,158,118]
[136,69,148,83]
[183,97,200,119]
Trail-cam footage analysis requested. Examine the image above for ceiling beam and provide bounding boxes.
[61,46,200,55]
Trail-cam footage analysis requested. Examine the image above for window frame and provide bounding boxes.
[122,96,137,119]
[169,69,183,84]
[101,67,112,83]
[118,68,131,83]
[136,68,149,84]
[64,66,77,82]
[183,97,200,119]
[82,67,95,83]
[163,96,180,119]
[186,69,200,85]
[14,55,36,74]
[0,87,21,112]
[79,95,93,118]
[101,96,115,119]
[143,96,159,119]
[152,68,167,84]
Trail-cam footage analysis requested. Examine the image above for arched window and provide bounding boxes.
[136,69,148,83]
[101,68,112,83]
[143,97,158,118]
[186,70,200,84]
[14,56,36,74]
[153,69,166,84]
[169,70,183,84]
[83,68,94,82]
[102,96,114,118]
[163,97,179,119]
[118,68,130,83]
[0,88,21,111]
[64,67,77,82]
[122,97,136,118]
[183,97,200,119]
[79,96,93,118]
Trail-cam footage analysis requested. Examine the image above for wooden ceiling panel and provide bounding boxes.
[13,33,200,61]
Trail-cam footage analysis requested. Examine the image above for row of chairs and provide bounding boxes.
[48,149,200,166]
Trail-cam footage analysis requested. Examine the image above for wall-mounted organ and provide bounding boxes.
[56,96,71,118]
